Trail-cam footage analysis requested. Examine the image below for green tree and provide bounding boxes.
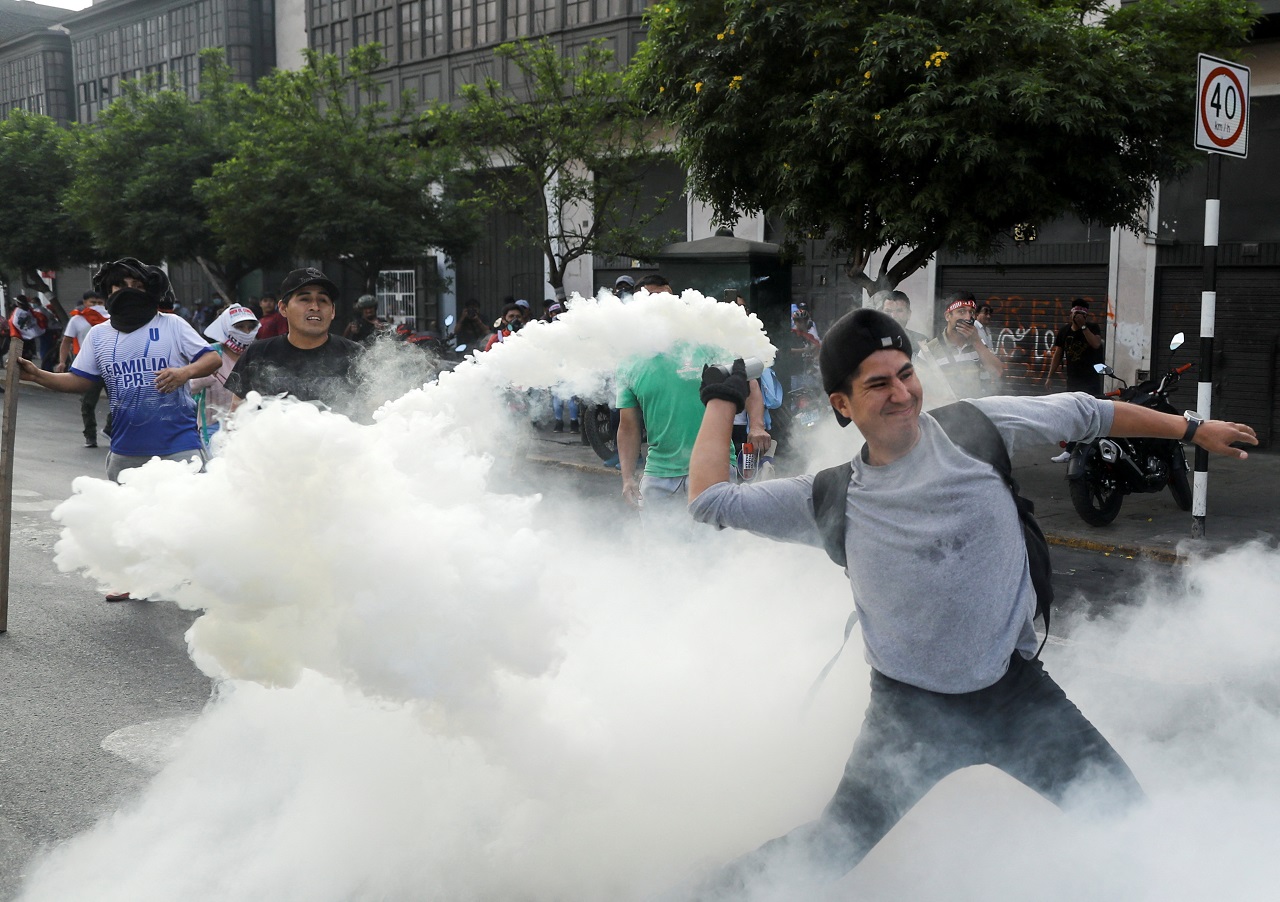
[0,110,96,290]
[635,0,1257,294]
[197,44,473,294]
[440,38,678,300]
[64,50,255,296]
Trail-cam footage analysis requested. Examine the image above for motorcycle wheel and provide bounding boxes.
[1069,470,1125,526]
[1168,465,1193,512]
[583,403,616,461]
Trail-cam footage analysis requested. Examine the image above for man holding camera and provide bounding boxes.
[922,291,1004,399]
[684,308,1258,896]
[1044,298,1105,396]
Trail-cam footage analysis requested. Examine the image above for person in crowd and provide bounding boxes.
[343,294,387,344]
[225,268,363,417]
[922,292,1004,399]
[616,279,767,523]
[614,274,636,300]
[191,304,260,443]
[544,301,580,433]
[878,289,929,349]
[256,292,287,339]
[18,258,221,601]
[513,298,532,325]
[1044,299,1105,396]
[58,289,112,448]
[8,295,46,362]
[685,308,1258,896]
[452,299,491,349]
[483,303,524,351]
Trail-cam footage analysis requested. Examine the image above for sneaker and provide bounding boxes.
[84,438,97,448]
[569,419,580,433]
[1050,451,1071,463]
[104,591,131,602]
[552,421,564,433]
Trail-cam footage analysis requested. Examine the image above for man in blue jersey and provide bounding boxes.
[18,259,220,482]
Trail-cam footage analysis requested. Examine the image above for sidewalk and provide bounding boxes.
[526,430,1278,564]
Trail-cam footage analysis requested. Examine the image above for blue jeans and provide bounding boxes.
[552,394,578,422]
[697,652,1143,896]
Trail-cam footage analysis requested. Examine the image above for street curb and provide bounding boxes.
[526,454,619,477]
[1044,533,1182,565]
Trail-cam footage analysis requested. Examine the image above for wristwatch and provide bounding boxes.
[1182,411,1204,443]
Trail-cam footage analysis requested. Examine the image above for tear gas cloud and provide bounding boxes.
[20,291,1280,901]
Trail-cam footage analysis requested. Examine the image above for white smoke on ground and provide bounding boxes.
[19,291,1280,901]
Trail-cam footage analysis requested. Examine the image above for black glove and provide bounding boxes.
[700,358,749,413]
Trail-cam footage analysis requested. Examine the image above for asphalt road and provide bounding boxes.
[0,387,210,900]
[0,389,1171,899]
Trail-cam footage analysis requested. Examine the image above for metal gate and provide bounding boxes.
[1154,266,1280,448]
[937,265,1110,395]
[377,270,417,329]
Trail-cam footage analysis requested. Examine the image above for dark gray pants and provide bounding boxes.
[81,382,107,441]
[699,653,1143,897]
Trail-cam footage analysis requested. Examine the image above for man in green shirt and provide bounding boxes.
[617,275,768,523]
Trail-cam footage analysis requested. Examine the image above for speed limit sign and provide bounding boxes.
[1195,53,1250,158]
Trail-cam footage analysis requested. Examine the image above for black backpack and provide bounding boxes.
[810,400,1053,663]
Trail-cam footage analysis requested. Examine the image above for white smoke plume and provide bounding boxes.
[19,291,1280,901]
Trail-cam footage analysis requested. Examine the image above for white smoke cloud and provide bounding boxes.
[20,291,1280,901]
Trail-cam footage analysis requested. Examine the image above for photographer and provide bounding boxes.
[1044,298,1104,396]
[922,292,1003,399]
[452,299,491,349]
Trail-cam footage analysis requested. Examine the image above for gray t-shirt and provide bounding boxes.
[689,392,1114,694]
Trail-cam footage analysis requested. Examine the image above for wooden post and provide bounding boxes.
[0,336,26,632]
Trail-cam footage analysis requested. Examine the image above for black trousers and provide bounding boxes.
[81,382,108,441]
[699,653,1144,897]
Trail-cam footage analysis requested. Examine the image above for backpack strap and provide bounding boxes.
[811,463,853,569]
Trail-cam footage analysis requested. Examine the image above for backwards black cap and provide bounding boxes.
[819,308,913,427]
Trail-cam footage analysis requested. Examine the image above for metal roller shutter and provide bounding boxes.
[1153,267,1280,448]
[937,265,1110,396]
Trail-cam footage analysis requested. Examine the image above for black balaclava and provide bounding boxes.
[106,287,160,334]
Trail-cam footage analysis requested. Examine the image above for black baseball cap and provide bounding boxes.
[280,268,339,301]
[819,308,913,427]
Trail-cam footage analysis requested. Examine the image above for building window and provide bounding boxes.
[475,0,497,45]
[532,0,558,32]
[450,1,473,50]
[375,7,394,54]
[424,0,443,55]
[399,2,422,61]
[333,19,351,57]
[566,0,592,26]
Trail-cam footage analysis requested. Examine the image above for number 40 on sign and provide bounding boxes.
[1195,53,1250,158]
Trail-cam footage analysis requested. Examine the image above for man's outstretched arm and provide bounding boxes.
[1109,401,1257,459]
[689,399,736,503]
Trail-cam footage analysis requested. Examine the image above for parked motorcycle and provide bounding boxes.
[1066,333,1194,526]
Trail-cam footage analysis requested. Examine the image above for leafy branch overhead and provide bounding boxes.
[196,44,474,294]
[435,38,680,298]
[634,0,1257,293]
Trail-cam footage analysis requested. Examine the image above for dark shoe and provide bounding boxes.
[104,592,131,602]
[570,419,580,433]
[552,421,564,433]
[84,438,97,448]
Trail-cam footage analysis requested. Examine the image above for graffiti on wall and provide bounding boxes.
[982,293,1113,394]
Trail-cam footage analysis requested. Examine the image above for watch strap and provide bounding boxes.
[1182,417,1200,443]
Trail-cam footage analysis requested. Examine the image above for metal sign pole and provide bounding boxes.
[1192,155,1221,539]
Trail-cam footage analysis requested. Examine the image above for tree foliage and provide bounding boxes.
[64,51,255,293]
[196,44,472,293]
[635,0,1258,293]
[0,110,96,288]
[440,38,678,299]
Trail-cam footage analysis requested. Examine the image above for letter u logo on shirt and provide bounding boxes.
[149,328,160,341]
